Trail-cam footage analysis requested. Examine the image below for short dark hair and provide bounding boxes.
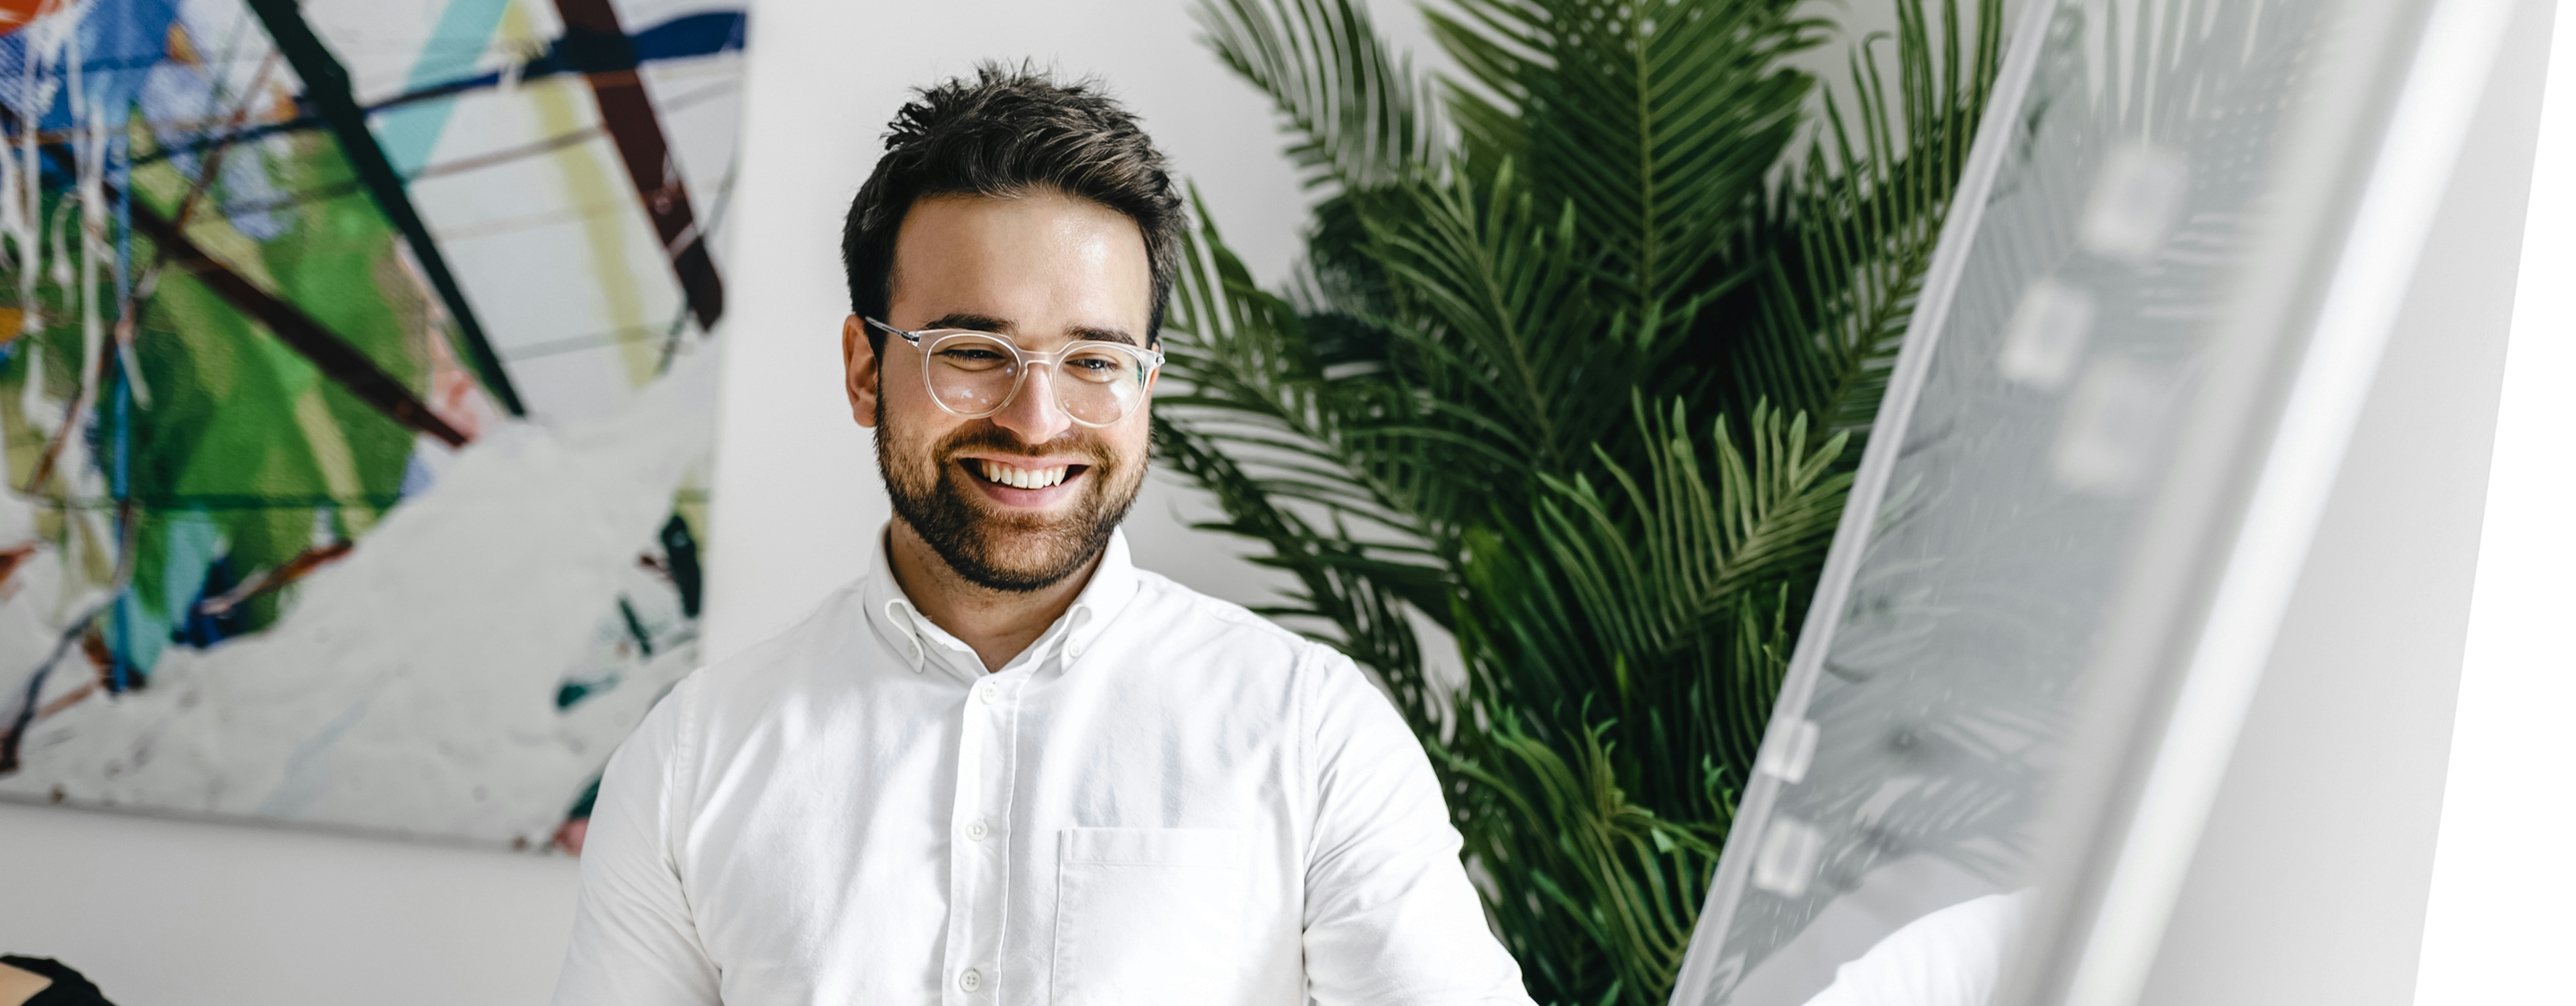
[842,64,1185,350]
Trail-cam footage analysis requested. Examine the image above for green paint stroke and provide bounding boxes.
[0,115,439,675]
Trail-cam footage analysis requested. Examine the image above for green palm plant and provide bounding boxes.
[1153,0,2006,1001]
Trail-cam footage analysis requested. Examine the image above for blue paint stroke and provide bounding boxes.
[0,0,180,132]
[113,508,221,676]
[391,10,749,110]
[372,0,516,176]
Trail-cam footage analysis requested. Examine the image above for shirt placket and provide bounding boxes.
[941,669,1022,1004]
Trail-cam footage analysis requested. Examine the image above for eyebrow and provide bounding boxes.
[1068,325,1138,347]
[922,313,1137,347]
[923,312,1013,333]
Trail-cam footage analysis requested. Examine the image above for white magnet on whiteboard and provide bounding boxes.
[2000,278,2096,390]
[1752,816,1825,898]
[1757,717,1821,784]
[2080,143,2190,263]
[2053,358,2170,495]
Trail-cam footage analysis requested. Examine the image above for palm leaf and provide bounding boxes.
[1430,0,1825,337]
[1535,400,1849,669]
[1440,712,1723,1003]
[1717,0,2002,438]
[1199,0,1443,192]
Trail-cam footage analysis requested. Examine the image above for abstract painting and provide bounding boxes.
[0,0,741,851]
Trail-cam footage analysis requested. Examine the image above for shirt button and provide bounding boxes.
[966,819,989,842]
[977,683,998,704]
[1067,640,1085,659]
[958,968,982,992]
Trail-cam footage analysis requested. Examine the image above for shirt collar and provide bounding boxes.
[861,524,1141,682]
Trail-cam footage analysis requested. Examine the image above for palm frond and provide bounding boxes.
[1163,188,1454,547]
[1428,0,1826,334]
[1440,712,1721,1004]
[1536,400,1849,668]
[1199,0,1444,192]
[1719,0,2002,438]
[1455,400,1842,826]
[1360,162,1626,471]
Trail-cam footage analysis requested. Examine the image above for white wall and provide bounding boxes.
[0,805,582,1006]
[2412,0,2576,997]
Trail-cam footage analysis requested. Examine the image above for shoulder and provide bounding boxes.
[1111,569,1395,734]
[1119,568,1343,671]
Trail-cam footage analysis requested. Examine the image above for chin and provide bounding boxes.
[933,484,1114,588]
[973,529,1085,571]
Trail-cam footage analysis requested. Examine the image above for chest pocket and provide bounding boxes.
[1051,827,1249,1005]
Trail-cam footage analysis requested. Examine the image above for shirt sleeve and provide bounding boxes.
[553,678,721,1006]
[1799,891,2031,1006]
[1300,651,1537,1006]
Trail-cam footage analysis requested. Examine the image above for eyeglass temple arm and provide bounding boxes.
[862,317,922,345]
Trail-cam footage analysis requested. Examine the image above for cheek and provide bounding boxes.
[1102,416,1155,470]
[878,386,967,465]
[879,364,942,427]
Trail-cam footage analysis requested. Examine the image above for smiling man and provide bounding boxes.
[552,68,1534,1006]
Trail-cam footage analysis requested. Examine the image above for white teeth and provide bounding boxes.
[979,461,1070,490]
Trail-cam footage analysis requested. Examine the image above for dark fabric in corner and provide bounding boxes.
[1,957,114,1006]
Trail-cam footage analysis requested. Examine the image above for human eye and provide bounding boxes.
[933,342,1012,370]
[1063,351,1132,382]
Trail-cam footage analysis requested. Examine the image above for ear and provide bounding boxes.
[843,315,881,429]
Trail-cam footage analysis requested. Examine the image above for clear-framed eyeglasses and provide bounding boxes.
[866,318,1165,428]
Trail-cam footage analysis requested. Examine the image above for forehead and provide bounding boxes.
[888,191,1152,335]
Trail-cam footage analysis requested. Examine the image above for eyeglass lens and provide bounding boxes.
[923,331,1150,425]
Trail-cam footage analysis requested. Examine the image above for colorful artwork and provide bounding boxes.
[0,0,741,851]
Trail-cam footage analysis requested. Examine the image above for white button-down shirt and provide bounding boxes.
[555,529,1532,1005]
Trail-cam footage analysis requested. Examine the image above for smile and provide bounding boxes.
[961,456,1094,504]
[977,459,1071,489]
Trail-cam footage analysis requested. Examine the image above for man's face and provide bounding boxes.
[843,190,1157,592]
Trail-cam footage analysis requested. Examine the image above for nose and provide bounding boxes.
[991,361,1073,443]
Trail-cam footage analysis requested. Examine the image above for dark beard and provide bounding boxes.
[875,400,1143,593]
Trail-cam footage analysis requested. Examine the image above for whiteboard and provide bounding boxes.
[1668,0,2516,1003]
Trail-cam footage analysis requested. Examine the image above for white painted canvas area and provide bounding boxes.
[0,351,715,848]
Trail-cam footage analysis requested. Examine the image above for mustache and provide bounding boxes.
[932,426,1114,465]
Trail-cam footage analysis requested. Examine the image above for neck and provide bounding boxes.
[885,520,1102,672]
